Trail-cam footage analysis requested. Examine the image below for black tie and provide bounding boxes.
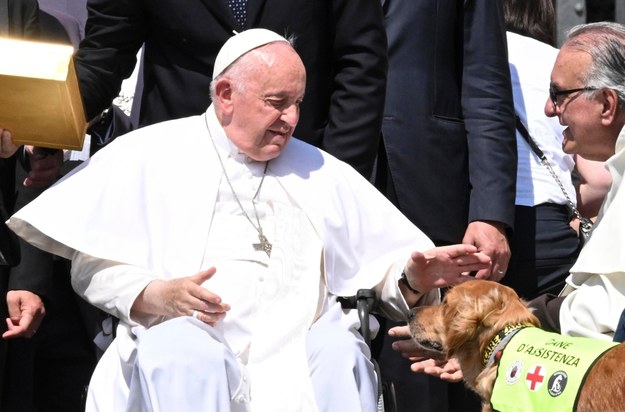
[228,0,247,30]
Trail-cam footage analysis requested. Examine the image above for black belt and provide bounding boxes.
[516,203,573,220]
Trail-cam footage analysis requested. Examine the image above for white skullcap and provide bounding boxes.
[212,29,289,79]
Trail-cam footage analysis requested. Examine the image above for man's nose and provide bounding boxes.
[281,103,300,125]
[544,96,557,118]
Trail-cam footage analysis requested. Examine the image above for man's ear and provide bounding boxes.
[214,78,234,114]
[600,88,620,126]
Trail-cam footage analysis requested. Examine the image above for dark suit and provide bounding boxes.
[377,0,516,242]
[74,0,387,177]
[374,1,517,411]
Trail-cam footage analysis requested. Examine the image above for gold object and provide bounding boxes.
[0,37,86,150]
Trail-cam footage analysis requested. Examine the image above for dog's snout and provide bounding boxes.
[408,307,417,321]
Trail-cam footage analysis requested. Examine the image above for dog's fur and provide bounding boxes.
[408,280,625,412]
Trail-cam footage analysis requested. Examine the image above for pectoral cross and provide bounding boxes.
[253,233,272,257]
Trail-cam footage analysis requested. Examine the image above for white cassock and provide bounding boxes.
[8,105,438,411]
[560,126,625,340]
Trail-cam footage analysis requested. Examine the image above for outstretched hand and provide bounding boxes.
[403,244,491,293]
[388,325,464,383]
[133,267,231,326]
[410,357,464,382]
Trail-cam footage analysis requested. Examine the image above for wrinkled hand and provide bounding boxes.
[462,221,510,281]
[23,145,63,188]
[404,244,491,292]
[388,325,463,382]
[3,290,46,339]
[0,129,19,158]
[134,267,230,326]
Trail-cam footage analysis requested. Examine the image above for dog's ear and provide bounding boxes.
[442,285,488,355]
[442,281,540,357]
[484,284,540,331]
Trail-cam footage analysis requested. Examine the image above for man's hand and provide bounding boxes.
[389,325,439,360]
[404,244,491,293]
[133,268,231,326]
[462,220,510,281]
[23,145,63,188]
[0,129,19,158]
[410,357,464,382]
[3,290,46,339]
[388,325,464,383]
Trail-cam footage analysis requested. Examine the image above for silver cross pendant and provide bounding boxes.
[253,233,272,257]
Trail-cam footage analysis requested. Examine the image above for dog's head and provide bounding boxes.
[408,280,540,393]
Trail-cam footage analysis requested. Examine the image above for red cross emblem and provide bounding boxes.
[526,365,546,391]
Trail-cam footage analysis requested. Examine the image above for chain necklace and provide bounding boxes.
[206,116,272,257]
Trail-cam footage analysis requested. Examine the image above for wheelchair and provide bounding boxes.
[338,289,398,412]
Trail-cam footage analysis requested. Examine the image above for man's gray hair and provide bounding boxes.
[564,22,625,108]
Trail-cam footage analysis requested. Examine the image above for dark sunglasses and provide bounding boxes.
[549,86,597,108]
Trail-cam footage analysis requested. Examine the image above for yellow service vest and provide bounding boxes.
[490,327,617,412]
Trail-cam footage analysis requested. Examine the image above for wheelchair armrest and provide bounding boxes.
[337,289,378,347]
[337,289,398,412]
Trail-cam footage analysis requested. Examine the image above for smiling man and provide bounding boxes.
[7,29,491,412]
[543,21,625,340]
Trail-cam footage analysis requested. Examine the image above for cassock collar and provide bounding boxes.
[205,105,252,164]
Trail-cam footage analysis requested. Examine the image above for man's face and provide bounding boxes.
[544,45,615,161]
[224,43,306,162]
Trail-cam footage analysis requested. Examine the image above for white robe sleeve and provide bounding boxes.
[71,251,162,327]
[559,271,625,341]
[559,129,625,340]
[374,261,440,321]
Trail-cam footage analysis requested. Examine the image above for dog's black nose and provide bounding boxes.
[408,307,417,321]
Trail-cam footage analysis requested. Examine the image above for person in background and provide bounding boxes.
[7,29,493,412]
[73,0,387,179]
[500,0,580,300]
[376,1,516,410]
[0,2,41,408]
[545,21,625,340]
[574,156,612,221]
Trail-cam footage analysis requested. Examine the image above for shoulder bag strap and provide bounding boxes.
[514,114,585,222]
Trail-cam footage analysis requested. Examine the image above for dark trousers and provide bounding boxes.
[502,204,580,300]
[2,260,98,412]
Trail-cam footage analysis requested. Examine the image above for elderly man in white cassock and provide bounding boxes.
[7,29,491,411]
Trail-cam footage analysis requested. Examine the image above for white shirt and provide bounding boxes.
[507,32,576,207]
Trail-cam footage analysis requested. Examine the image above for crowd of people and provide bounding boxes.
[0,0,624,411]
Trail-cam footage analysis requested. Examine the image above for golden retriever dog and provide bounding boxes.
[408,279,625,412]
